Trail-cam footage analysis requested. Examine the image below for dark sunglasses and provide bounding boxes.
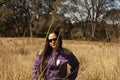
[48,38,57,42]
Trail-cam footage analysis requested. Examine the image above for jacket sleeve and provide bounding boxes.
[67,53,80,80]
[32,55,41,80]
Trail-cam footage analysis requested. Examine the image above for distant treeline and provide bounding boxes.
[0,0,120,42]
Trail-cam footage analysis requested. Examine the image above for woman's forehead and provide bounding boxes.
[48,33,57,39]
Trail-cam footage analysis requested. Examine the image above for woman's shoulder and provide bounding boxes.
[62,48,72,55]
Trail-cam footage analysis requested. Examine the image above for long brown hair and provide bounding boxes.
[41,29,62,77]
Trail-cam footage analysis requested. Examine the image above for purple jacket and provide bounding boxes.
[32,48,79,80]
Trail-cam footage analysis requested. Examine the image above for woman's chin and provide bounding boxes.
[52,46,58,50]
[52,46,56,49]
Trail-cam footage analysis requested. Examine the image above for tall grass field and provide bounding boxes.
[0,38,120,80]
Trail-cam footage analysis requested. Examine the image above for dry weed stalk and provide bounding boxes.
[98,51,107,80]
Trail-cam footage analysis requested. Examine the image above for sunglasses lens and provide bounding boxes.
[49,38,57,42]
[49,40,52,42]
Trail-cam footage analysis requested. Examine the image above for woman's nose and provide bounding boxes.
[52,40,55,43]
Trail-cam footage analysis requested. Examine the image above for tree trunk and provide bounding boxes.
[23,27,26,37]
[29,23,33,38]
[105,27,110,42]
[91,22,96,39]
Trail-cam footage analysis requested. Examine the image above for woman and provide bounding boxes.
[32,29,79,80]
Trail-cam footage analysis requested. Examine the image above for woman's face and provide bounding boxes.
[48,33,60,50]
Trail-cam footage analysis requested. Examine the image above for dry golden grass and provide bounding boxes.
[0,38,120,80]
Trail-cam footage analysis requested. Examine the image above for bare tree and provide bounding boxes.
[103,9,120,39]
[53,0,117,39]
[82,0,116,39]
